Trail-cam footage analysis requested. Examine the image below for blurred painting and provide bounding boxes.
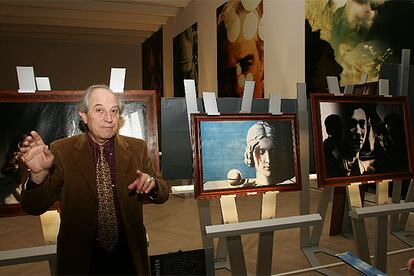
[142,28,163,97]
[191,114,301,198]
[173,23,198,97]
[305,0,414,93]
[311,93,414,187]
[217,0,264,98]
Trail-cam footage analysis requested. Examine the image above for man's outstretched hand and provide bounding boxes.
[19,131,54,183]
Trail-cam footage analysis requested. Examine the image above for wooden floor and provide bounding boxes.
[0,188,413,275]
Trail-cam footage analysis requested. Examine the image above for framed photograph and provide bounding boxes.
[191,114,301,199]
[311,93,414,187]
[0,90,159,216]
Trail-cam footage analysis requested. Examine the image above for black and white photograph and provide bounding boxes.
[311,93,414,187]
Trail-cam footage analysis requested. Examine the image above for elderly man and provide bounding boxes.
[19,85,169,275]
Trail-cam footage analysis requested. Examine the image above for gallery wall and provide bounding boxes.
[163,0,305,99]
[0,40,142,90]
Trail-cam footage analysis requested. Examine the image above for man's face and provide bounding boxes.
[79,88,120,145]
[349,108,367,153]
[222,39,264,97]
[253,137,275,179]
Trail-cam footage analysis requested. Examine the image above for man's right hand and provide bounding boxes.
[19,131,54,184]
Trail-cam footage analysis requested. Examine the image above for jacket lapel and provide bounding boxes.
[115,135,132,187]
[73,134,97,200]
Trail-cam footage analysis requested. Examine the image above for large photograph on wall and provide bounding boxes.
[191,114,301,199]
[217,0,264,98]
[305,0,414,93]
[173,23,198,97]
[0,90,159,216]
[143,28,163,97]
[311,93,414,187]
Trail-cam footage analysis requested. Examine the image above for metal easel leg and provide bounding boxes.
[391,180,402,231]
[302,187,340,276]
[198,199,213,249]
[310,187,333,246]
[375,181,389,272]
[347,183,371,264]
[256,191,278,276]
[48,254,57,276]
[219,195,243,275]
[226,236,247,276]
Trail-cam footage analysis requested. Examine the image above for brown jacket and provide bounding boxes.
[21,133,169,275]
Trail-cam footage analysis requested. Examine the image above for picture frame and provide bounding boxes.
[310,93,414,188]
[0,90,159,216]
[191,113,301,199]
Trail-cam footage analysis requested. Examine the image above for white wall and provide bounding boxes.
[163,0,305,99]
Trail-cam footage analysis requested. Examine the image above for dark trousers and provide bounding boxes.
[90,235,136,275]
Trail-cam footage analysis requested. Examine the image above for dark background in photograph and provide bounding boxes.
[173,23,198,97]
[142,28,163,97]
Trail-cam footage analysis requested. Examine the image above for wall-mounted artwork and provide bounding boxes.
[311,93,414,187]
[0,90,159,216]
[305,0,414,93]
[143,28,163,97]
[173,23,198,97]
[217,0,264,98]
[191,114,301,199]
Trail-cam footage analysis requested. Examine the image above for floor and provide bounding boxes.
[0,188,413,275]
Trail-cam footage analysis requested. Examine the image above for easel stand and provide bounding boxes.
[204,192,322,276]
[302,186,342,276]
[347,180,414,272]
[303,180,414,274]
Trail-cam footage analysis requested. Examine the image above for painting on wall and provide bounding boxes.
[191,114,301,199]
[173,23,198,97]
[305,0,414,94]
[142,28,163,97]
[217,0,264,98]
[311,93,414,187]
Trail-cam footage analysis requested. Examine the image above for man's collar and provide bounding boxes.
[87,132,116,149]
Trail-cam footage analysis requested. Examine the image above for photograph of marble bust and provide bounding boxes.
[192,115,301,198]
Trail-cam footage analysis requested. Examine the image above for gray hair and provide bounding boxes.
[77,84,124,132]
[244,121,277,167]
[77,84,124,114]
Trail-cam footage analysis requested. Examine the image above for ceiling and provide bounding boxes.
[0,0,192,45]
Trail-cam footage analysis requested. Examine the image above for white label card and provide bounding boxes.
[109,68,126,93]
[240,80,255,113]
[16,66,36,93]
[203,92,220,115]
[269,94,281,115]
[35,77,51,91]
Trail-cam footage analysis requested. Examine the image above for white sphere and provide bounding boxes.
[227,169,242,186]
